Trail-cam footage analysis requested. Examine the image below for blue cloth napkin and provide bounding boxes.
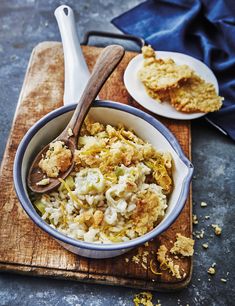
[112,0,235,141]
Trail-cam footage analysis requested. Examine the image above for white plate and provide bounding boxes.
[124,51,219,120]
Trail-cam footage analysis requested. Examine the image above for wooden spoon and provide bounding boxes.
[28,45,125,193]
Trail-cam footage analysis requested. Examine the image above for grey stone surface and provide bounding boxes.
[0,1,234,305]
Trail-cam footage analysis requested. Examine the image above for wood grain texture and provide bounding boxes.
[0,42,192,291]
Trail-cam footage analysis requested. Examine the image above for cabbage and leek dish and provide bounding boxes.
[31,116,173,243]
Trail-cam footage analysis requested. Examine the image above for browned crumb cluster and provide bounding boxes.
[38,140,72,178]
[138,45,223,113]
[170,233,195,256]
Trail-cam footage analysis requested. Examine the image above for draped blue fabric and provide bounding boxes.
[112,0,235,141]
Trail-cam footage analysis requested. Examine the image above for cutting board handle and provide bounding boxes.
[54,5,90,105]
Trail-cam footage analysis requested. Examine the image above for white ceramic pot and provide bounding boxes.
[14,101,193,258]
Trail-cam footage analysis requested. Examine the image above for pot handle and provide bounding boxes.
[82,31,145,51]
[54,5,90,105]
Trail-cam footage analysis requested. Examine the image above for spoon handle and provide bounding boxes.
[66,45,125,137]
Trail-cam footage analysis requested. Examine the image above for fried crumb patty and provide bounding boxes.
[169,74,223,113]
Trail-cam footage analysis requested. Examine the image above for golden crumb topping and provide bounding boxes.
[170,233,195,256]
[38,141,72,178]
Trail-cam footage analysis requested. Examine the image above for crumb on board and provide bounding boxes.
[157,245,181,279]
[125,258,129,263]
[170,233,195,256]
[202,243,208,249]
[212,262,216,268]
[208,267,216,275]
[205,215,210,219]
[132,249,149,269]
[200,201,207,207]
[212,224,222,235]
[36,178,50,186]
[170,233,194,256]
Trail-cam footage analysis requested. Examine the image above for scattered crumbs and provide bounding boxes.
[212,224,222,236]
[44,21,49,27]
[144,242,149,247]
[133,292,154,306]
[36,178,50,186]
[200,229,205,239]
[193,214,198,224]
[208,267,216,275]
[132,254,140,265]
[125,258,129,263]
[227,272,230,276]
[208,278,211,282]
[221,278,227,283]
[157,245,181,279]
[183,272,186,278]
[132,249,149,269]
[212,262,216,268]
[200,201,207,207]
[202,243,208,249]
[198,278,201,281]
[205,215,210,220]
[67,128,73,137]
[170,233,194,256]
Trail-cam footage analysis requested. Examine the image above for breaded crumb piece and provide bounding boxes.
[212,224,222,235]
[157,245,181,279]
[170,74,223,113]
[208,267,216,275]
[170,233,195,256]
[133,291,155,306]
[139,55,193,92]
[142,45,155,59]
[38,141,72,178]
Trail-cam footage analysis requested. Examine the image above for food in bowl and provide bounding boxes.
[138,45,223,113]
[31,116,173,244]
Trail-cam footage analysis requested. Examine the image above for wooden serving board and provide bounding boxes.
[0,42,192,291]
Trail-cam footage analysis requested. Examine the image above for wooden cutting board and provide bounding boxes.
[0,42,192,291]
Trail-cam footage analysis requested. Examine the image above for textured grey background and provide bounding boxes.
[0,0,234,305]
